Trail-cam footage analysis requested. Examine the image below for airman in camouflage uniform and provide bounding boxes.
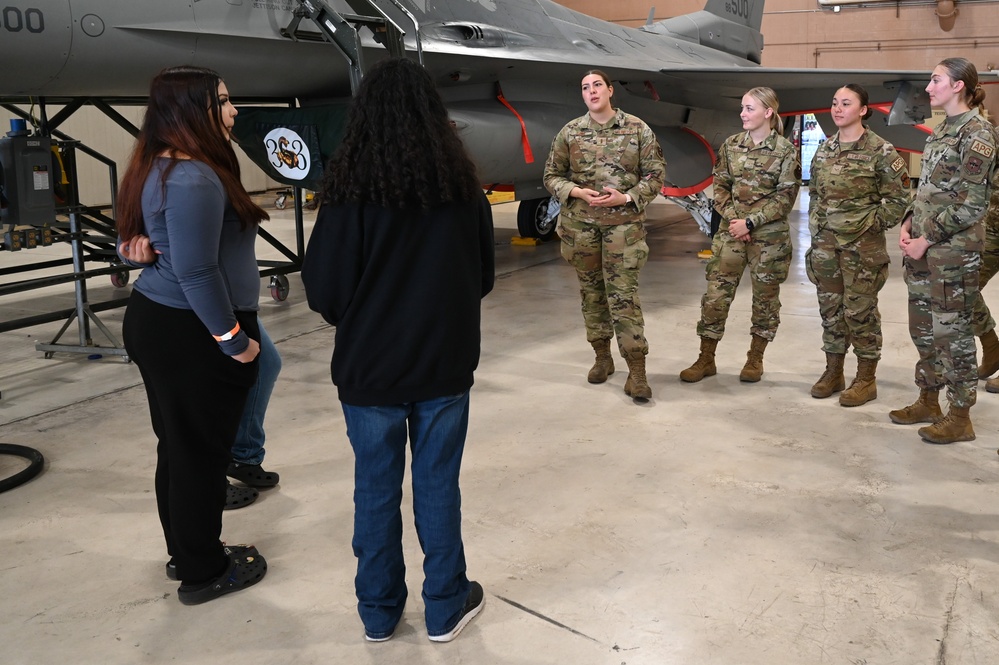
[680,126,800,383]
[969,120,999,383]
[806,128,909,406]
[544,104,665,401]
[890,107,997,442]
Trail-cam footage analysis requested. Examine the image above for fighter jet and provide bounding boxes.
[0,0,982,238]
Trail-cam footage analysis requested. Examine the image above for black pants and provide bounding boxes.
[123,290,259,583]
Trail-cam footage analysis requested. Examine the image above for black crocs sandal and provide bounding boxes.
[176,550,267,605]
[227,462,280,488]
[166,544,258,581]
[224,481,259,510]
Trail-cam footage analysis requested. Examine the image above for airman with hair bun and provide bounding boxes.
[891,57,997,445]
[806,83,909,406]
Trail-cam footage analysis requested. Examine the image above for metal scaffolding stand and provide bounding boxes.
[34,210,128,360]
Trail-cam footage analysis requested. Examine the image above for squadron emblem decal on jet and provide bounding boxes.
[265,129,311,179]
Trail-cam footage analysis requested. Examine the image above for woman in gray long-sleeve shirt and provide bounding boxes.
[115,66,270,605]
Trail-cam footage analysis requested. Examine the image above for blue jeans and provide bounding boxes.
[341,391,471,638]
[232,322,281,465]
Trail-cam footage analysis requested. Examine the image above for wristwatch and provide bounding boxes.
[745,219,755,233]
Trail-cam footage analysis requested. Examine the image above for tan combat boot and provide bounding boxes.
[624,353,652,402]
[987,377,999,393]
[978,329,999,378]
[888,389,944,425]
[739,336,768,383]
[587,339,615,384]
[810,352,846,398]
[840,358,878,407]
[680,338,718,383]
[918,406,975,444]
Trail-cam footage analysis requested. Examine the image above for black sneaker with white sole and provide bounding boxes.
[428,581,484,643]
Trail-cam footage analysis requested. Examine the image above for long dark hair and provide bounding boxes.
[116,66,268,240]
[321,58,480,209]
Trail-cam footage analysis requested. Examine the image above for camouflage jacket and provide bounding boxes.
[989,187,999,232]
[543,109,666,225]
[808,128,910,244]
[908,108,996,251]
[987,119,999,232]
[713,130,800,236]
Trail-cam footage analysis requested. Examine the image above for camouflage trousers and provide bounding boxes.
[805,227,889,360]
[558,217,649,357]
[696,223,791,341]
[903,246,981,408]
[969,220,999,337]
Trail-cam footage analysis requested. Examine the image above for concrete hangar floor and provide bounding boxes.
[1,191,998,664]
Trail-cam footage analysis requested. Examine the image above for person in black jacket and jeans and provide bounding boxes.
[302,58,495,644]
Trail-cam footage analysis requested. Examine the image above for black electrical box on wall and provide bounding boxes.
[0,123,56,227]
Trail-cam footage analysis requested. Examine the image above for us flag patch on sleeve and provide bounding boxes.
[970,140,995,159]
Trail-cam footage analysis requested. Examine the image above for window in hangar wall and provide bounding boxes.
[791,114,827,182]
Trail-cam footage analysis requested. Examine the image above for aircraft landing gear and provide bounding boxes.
[517,196,559,241]
[667,191,714,236]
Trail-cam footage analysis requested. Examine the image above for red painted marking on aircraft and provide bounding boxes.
[662,127,714,196]
[868,102,932,134]
[790,104,932,138]
[683,126,716,163]
[663,176,712,197]
[783,108,828,117]
[496,92,535,164]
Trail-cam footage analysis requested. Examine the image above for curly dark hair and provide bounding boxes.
[117,66,268,240]
[321,58,481,209]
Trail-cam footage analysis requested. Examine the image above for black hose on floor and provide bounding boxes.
[0,444,45,493]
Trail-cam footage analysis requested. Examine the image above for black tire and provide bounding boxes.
[269,274,290,302]
[517,197,557,241]
[0,444,45,493]
[110,269,130,288]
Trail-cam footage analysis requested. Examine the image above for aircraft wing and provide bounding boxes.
[4,0,998,207]
[418,48,961,196]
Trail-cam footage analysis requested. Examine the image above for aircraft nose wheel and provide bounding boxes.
[269,274,290,302]
[0,444,45,493]
[517,196,558,241]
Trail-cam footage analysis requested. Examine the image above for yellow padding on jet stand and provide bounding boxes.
[511,236,543,246]
[485,190,516,204]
